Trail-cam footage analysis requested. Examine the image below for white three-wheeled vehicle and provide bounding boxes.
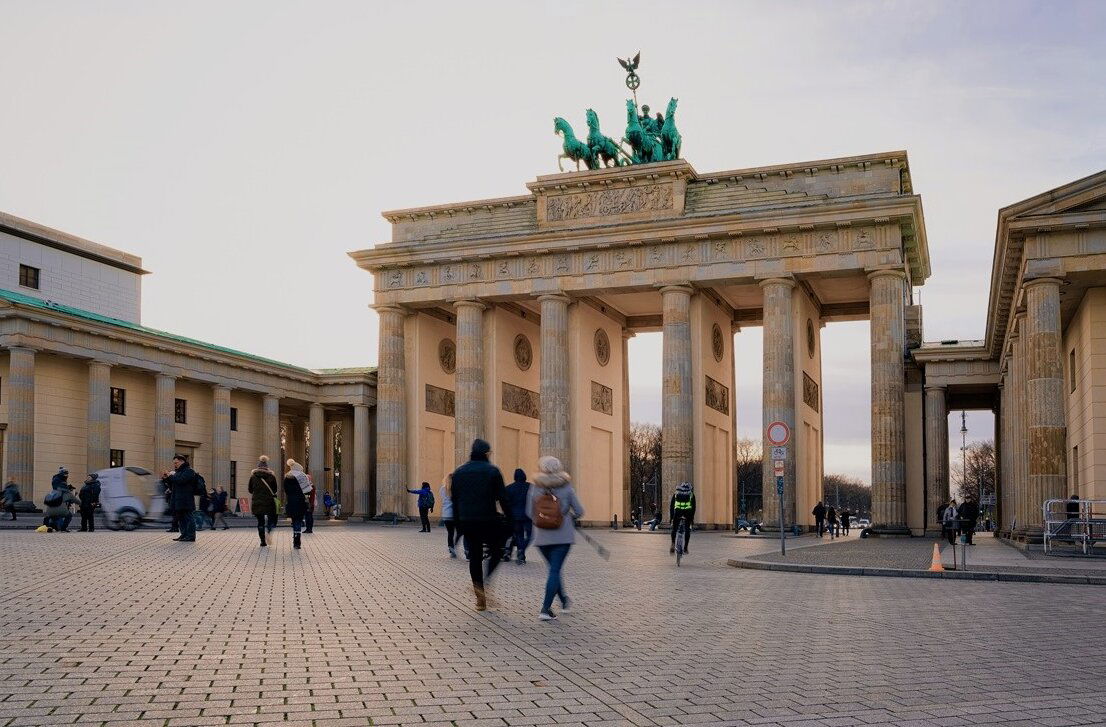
[99,466,167,530]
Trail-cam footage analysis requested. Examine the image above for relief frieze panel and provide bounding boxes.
[591,381,614,415]
[425,384,455,417]
[803,372,820,412]
[545,184,674,223]
[705,375,730,415]
[502,382,540,419]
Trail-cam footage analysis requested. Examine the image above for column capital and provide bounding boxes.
[923,384,947,394]
[1022,276,1064,290]
[353,402,370,412]
[657,283,694,296]
[154,372,178,382]
[263,393,280,403]
[536,292,571,304]
[211,384,232,394]
[757,276,796,290]
[88,359,113,369]
[621,329,636,340]
[453,299,487,312]
[309,401,325,411]
[866,268,908,282]
[6,345,38,355]
[371,303,409,316]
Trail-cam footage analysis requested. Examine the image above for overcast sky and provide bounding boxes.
[2,1,1104,483]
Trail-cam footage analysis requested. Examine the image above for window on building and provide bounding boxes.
[230,407,238,432]
[1073,446,1080,491]
[19,264,40,290]
[110,449,125,468]
[110,387,126,415]
[229,461,238,498]
[174,398,187,424]
[1070,348,1077,393]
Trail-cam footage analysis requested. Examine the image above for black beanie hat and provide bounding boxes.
[513,468,526,483]
[470,438,491,458]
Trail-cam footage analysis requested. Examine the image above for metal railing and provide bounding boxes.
[1043,499,1106,555]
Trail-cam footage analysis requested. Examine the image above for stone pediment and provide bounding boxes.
[1004,169,1106,224]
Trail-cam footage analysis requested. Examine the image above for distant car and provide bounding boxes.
[855,518,871,530]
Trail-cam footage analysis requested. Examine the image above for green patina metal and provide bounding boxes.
[552,51,682,170]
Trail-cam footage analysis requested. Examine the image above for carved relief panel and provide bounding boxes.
[502,382,540,419]
[591,381,614,415]
[705,376,730,415]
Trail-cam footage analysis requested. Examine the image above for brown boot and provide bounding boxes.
[473,585,487,611]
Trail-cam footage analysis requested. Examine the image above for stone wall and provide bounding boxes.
[1063,287,1106,501]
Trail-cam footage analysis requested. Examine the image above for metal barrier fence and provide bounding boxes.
[1043,498,1106,555]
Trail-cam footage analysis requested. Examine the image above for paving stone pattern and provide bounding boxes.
[2,527,1106,726]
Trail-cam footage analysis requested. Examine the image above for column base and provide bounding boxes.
[372,512,411,524]
[869,524,912,537]
[1011,526,1044,544]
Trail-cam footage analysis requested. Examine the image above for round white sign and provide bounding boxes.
[766,421,791,446]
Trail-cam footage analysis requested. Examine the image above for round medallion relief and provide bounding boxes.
[711,323,724,362]
[513,333,533,371]
[438,338,456,374]
[806,319,816,359]
[594,328,611,366]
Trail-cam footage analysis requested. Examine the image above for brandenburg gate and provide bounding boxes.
[352,152,931,532]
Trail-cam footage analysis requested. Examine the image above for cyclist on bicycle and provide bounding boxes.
[669,482,696,554]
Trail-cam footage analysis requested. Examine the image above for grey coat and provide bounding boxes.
[526,481,584,547]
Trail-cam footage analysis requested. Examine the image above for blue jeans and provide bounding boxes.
[291,516,304,534]
[510,519,532,559]
[537,543,572,613]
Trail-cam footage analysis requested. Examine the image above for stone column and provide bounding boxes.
[309,402,326,515]
[993,388,1003,532]
[211,385,231,488]
[375,305,407,517]
[869,270,908,533]
[1025,277,1066,533]
[353,403,371,519]
[5,347,35,492]
[154,373,177,472]
[539,293,571,468]
[759,278,796,529]
[923,384,948,533]
[87,360,112,474]
[660,285,694,515]
[621,329,633,521]
[453,300,486,466]
[1011,322,1029,532]
[262,394,281,466]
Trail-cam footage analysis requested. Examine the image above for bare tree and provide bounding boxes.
[629,422,662,515]
[952,439,996,504]
[822,474,871,518]
[734,437,762,519]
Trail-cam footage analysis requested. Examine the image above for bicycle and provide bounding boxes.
[674,518,688,567]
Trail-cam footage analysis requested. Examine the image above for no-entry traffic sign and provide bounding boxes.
[766,421,791,446]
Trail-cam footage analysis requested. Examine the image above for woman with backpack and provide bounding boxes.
[526,456,585,622]
[248,456,279,547]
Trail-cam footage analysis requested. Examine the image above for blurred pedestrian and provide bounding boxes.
[439,475,464,558]
[505,468,532,564]
[942,498,959,546]
[826,505,838,539]
[957,498,979,545]
[248,456,279,547]
[78,474,101,532]
[812,501,826,537]
[407,482,435,532]
[451,439,511,611]
[163,455,203,542]
[198,487,213,530]
[283,459,310,550]
[840,509,851,536]
[302,472,316,534]
[527,456,584,621]
[2,477,21,520]
[212,486,230,530]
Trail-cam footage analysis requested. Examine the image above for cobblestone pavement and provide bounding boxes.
[2,526,1106,726]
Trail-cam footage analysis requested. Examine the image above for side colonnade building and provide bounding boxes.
[0,212,377,516]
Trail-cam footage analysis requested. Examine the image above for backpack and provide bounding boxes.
[419,490,435,510]
[534,489,564,530]
[44,490,63,507]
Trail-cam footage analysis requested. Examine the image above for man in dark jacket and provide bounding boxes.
[2,477,21,520]
[78,474,101,532]
[451,439,511,611]
[957,498,980,545]
[669,483,696,553]
[504,468,532,564]
[812,501,827,537]
[162,454,202,542]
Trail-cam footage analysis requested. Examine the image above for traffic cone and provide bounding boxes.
[928,542,945,572]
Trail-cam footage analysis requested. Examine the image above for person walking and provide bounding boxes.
[812,501,827,537]
[78,474,101,532]
[2,477,21,521]
[212,486,230,530]
[958,498,979,545]
[942,498,959,546]
[198,487,213,530]
[439,475,464,558]
[450,439,511,612]
[248,456,279,546]
[527,456,584,621]
[505,468,532,564]
[283,459,310,549]
[840,509,851,536]
[407,482,435,532]
[163,454,203,542]
[302,473,316,534]
[826,505,838,539]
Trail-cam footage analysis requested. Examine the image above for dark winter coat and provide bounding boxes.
[669,492,697,522]
[826,507,838,524]
[2,483,20,506]
[44,488,77,518]
[248,468,279,516]
[51,472,69,490]
[198,489,211,513]
[282,474,309,519]
[78,482,100,508]
[505,475,531,521]
[812,503,826,522]
[957,500,980,527]
[450,457,510,524]
[215,491,229,513]
[164,465,203,511]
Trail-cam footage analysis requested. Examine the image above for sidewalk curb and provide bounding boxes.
[727,558,1106,585]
